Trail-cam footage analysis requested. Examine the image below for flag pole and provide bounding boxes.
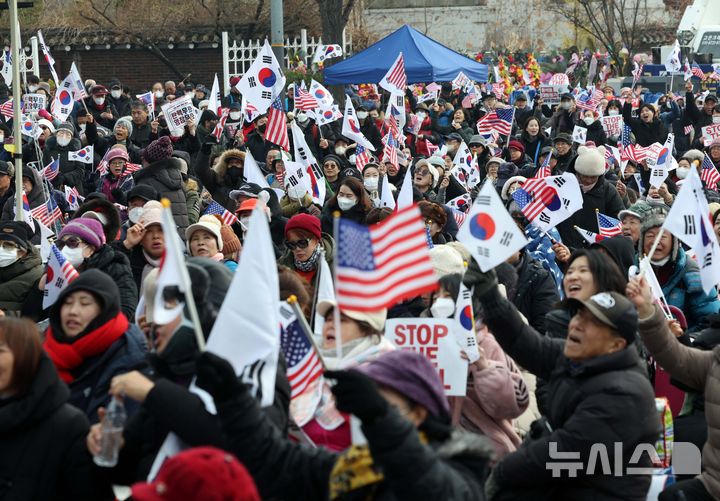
[308,248,324,333]
[160,198,206,351]
[332,211,343,361]
[10,0,22,222]
[645,228,666,268]
[287,295,327,370]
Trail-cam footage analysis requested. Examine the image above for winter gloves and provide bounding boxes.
[195,351,246,402]
[326,370,389,424]
[462,257,498,298]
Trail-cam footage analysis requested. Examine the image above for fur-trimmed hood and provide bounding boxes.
[682,148,705,164]
[212,149,246,178]
[71,196,122,243]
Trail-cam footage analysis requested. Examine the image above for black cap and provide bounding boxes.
[127,184,159,203]
[515,92,528,101]
[560,92,575,101]
[0,221,33,249]
[554,133,572,145]
[566,292,638,344]
[229,182,262,200]
[0,161,14,177]
[706,94,718,104]
[481,93,495,101]
[540,146,557,157]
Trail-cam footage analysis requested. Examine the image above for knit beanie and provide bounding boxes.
[142,136,174,163]
[284,213,321,240]
[57,122,74,135]
[58,217,106,248]
[114,116,134,137]
[428,245,464,278]
[221,225,241,254]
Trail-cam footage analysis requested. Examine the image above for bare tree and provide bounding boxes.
[316,0,355,47]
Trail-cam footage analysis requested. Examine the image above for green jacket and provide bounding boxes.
[0,246,43,313]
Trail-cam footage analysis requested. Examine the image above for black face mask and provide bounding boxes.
[258,123,267,133]
[228,168,244,184]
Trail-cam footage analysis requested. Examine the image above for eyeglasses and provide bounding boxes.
[56,237,85,250]
[285,238,311,250]
[0,241,19,251]
[416,168,430,176]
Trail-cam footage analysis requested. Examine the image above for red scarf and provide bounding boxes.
[44,313,129,383]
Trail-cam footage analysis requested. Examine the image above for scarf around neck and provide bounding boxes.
[295,244,323,272]
[44,312,129,383]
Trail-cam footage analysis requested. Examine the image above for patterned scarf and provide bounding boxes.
[294,244,322,272]
[329,432,427,499]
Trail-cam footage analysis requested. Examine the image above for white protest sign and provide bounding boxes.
[601,115,624,137]
[549,73,570,86]
[23,93,46,113]
[538,85,565,105]
[702,123,720,146]
[160,94,199,136]
[385,318,467,396]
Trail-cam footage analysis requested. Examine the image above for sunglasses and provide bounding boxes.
[56,236,85,250]
[285,238,311,250]
[416,168,430,176]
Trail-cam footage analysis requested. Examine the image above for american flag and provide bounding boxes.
[212,108,229,141]
[490,83,504,100]
[575,91,601,112]
[379,53,407,94]
[204,200,239,225]
[0,99,13,120]
[619,124,636,162]
[451,208,467,228]
[265,96,289,151]
[683,124,694,136]
[125,162,143,174]
[511,177,559,222]
[534,151,552,178]
[382,133,398,170]
[335,205,438,311]
[631,62,644,83]
[43,244,80,309]
[597,211,622,237]
[701,153,720,189]
[294,84,319,111]
[691,63,707,81]
[476,108,514,137]
[280,310,323,399]
[710,65,720,81]
[355,145,371,172]
[42,158,60,181]
[31,195,62,227]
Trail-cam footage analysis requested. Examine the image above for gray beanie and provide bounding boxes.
[114,116,134,137]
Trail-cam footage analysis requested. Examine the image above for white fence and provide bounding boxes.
[221,29,352,94]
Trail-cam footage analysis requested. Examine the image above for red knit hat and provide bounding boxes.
[131,447,260,501]
[285,213,321,240]
[508,139,525,154]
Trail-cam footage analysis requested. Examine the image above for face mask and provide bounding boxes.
[416,112,427,121]
[128,207,144,224]
[110,90,122,99]
[676,167,690,179]
[154,90,164,99]
[348,154,357,165]
[561,101,571,110]
[257,123,267,133]
[296,112,308,123]
[93,96,105,105]
[0,248,18,268]
[287,184,307,200]
[714,117,720,124]
[239,216,250,234]
[337,196,357,211]
[57,135,71,147]
[608,109,619,116]
[364,177,379,191]
[28,85,38,93]
[430,297,455,318]
[357,111,369,120]
[79,124,86,133]
[583,116,595,126]
[229,111,242,121]
[335,146,347,156]
[61,245,86,267]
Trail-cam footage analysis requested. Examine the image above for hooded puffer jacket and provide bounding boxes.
[0,244,43,313]
[42,135,88,195]
[1,167,44,222]
[196,149,246,213]
[133,157,189,234]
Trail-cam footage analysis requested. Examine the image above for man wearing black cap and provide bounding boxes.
[464,263,659,500]
[0,221,43,314]
[0,161,14,214]
[513,93,533,130]
[548,93,576,135]
[552,133,576,174]
[444,132,463,156]
[685,80,718,145]
[108,79,131,117]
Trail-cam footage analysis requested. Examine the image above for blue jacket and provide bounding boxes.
[67,324,148,423]
[662,248,720,331]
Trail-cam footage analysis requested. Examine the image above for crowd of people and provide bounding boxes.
[1,64,720,501]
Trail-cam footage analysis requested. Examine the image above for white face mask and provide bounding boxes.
[28,85,39,93]
[296,112,308,123]
[713,116,720,124]
[335,146,347,156]
[0,248,18,267]
[416,111,427,121]
[364,176,379,191]
[229,111,242,121]
[583,116,595,126]
[128,207,144,224]
[93,96,105,105]
[287,184,308,201]
[675,167,690,179]
[348,154,357,165]
[61,245,86,267]
[337,196,357,211]
[57,135,71,147]
[110,89,122,99]
[430,297,455,318]
[154,90,164,99]
[239,216,251,235]
[79,124,86,133]
[561,101,572,110]
[357,111,369,120]
[608,109,619,116]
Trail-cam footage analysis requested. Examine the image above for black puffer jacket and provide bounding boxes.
[557,176,624,250]
[42,135,88,194]
[511,253,559,333]
[210,375,491,500]
[0,355,107,501]
[1,167,45,222]
[477,288,659,501]
[80,244,138,320]
[85,120,142,163]
[622,102,668,147]
[0,245,43,313]
[133,157,189,234]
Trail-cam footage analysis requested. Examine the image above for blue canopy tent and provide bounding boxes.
[323,25,488,85]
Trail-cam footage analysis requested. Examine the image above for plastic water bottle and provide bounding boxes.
[93,397,126,467]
